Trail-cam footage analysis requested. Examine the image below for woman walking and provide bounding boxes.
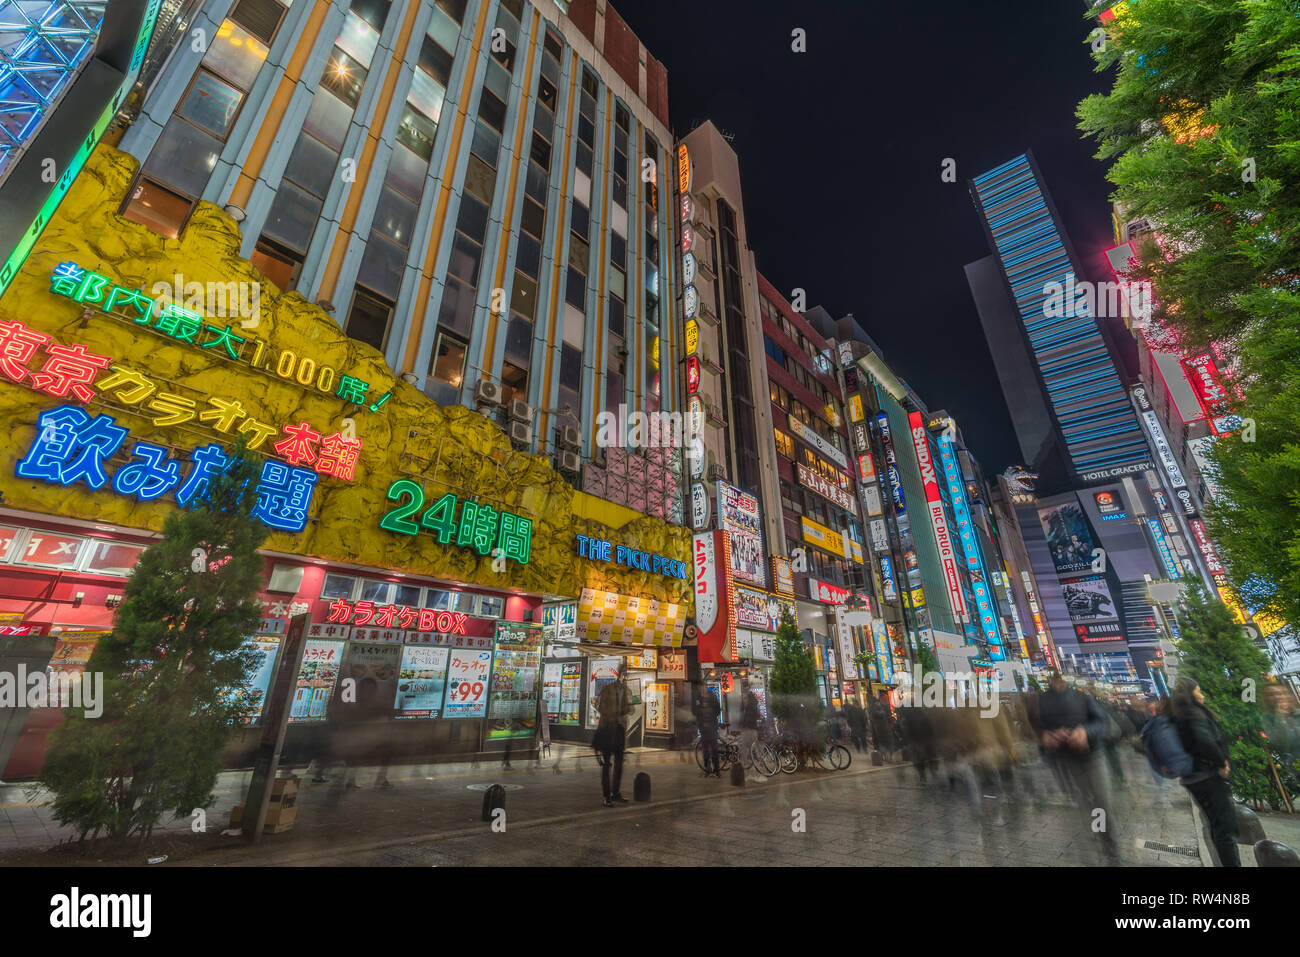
[1169,678,1240,867]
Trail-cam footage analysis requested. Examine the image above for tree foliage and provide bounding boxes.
[1174,580,1277,807]
[36,442,268,844]
[1078,0,1300,627]
[768,608,822,729]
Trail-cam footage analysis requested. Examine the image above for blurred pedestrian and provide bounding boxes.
[869,690,896,761]
[845,701,869,753]
[692,681,723,777]
[1038,672,1119,863]
[1169,678,1240,866]
[593,665,633,807]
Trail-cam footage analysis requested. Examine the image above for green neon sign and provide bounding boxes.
[378,480,532,565]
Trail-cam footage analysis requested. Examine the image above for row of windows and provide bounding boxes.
[0,524,144,577]
[321,572,504,618]
[773,385,848,455]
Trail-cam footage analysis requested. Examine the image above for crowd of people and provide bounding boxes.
[591,661,1300,866]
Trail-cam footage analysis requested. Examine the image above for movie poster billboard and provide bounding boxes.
[1038,502,1097,574]
[1059,575,1117,623]
[716,481,765,586]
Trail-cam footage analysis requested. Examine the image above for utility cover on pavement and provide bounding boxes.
[466,784,524,792]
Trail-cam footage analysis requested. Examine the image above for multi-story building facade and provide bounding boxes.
[117,0,678,468]
[0,0,699,776]
[967,152,1186,692]
[757,284,864,707]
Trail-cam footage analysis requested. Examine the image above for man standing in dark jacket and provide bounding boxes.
[1037,672,1119,863]
[1170,678,1240,866]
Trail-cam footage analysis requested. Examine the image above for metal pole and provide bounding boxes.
[242,612,309,843]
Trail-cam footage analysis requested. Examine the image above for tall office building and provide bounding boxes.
[967,152,1150,493]
[966,152,1181,689]
[116,0,678,463]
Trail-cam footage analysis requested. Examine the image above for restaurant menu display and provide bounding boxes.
[345,641,401,714]
[289,639,345,722]
[558,661,582,725]
[487,622,542,739]
[645,682,671,732]
[443,648,492,718]
[542,663,563,719]
[232,635,282,724]
[394,645,449,719]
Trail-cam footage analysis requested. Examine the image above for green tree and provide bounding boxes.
[36,442,268,845]
[768,608,822,731]
[1174,580,1276,807]
[1077,1,1300,628]
[914,638,940,677]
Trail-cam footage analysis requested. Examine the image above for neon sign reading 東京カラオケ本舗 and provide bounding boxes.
[0,318,362,481]
[48,262,392,413]
[17,405,318,533]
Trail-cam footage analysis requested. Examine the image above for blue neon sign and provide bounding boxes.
[938,435,1004,659]
[17,405,317,532]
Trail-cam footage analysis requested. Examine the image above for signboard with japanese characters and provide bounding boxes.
[443,648,492,718]
[289,639,344,723]
[576,588,686,647]
[394,645,449,718]
[716,480,766,587]
[797,462,857,514]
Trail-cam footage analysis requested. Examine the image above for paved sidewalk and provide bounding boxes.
[0,743,1223,866]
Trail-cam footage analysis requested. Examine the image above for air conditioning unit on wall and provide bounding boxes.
[474,379,501,406]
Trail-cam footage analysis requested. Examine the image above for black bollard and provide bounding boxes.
[730,762,745,787]
[1234,802,1266,844]
[1254,839,1300,867]
[633,772,651,802]
[481,784,506,822]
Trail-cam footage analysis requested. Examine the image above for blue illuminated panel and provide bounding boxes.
[972,154,1149,475]
[0,1,106,178]
[938,435,1005,660]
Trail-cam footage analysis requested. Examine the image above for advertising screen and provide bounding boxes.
[1039,502,1097,575]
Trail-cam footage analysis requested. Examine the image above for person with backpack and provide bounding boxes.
[593,666,633,807]
[1167,678,1240,867]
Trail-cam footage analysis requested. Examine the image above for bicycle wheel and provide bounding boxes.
[778,746,798,774]
[752,742,779,776]
[694,739,708,774]
[830,745,852,770]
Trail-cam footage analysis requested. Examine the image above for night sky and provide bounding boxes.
[609,0,1117,475]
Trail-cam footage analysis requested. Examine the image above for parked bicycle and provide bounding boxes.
[695,725,742,775]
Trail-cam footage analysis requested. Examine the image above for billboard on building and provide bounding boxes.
[716,481,765,587]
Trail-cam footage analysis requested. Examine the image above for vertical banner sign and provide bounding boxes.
[693,530,736,662]
[908,412,968,620]
[938,434,1004,658]
[1131,387,1187,488]
[875,413,907,515]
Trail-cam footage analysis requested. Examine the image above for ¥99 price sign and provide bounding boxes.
[443,649,493,719]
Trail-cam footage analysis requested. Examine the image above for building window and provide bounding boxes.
[229,0,288,46]
[321,574,356,599]
[120,178,193,239]
[501,361,528,407]
[430,330,468,388]
[345,289,394,352]
[250,237,302,291]
[774,428,795,460]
